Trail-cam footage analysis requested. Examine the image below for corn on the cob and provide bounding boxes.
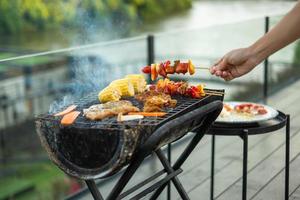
[125,74,146,94]
[109,79,135,97]
[98,87,121,103]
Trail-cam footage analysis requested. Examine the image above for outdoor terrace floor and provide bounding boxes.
[75,80,300,200]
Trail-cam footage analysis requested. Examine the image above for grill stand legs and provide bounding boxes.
[84,131,205,200]
[210,134,215,200]
[209,116,291,200]
[150,131,206,199]
[242,130,248,200]
[156,149,190,200]
[285,115,290,200]
[86,180,104,200]
[167,143,172,200]
[210,130,249,200]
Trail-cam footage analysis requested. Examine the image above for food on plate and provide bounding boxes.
[235,103,268,115]
[220,104,233,118]
[109,79,135,97]
[135,90,177,112]
[54,105,77,116]
[61,111,81,125]
[98,87,121,103]
[128,112,167,117]
[117,113,144,122]
[142,59,196,80]
[83,100,140,120]
[149,78,205,98]
[220,103,268,118]
[125,74,147,93]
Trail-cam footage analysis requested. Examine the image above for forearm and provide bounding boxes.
[249,1,300,64]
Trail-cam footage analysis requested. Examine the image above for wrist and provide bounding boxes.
[247,43,268,66]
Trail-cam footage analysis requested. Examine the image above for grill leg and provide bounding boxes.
[211,134,215,200]
[167,144,171,200]
[85,180,104,200]
[156,149,190,200]
[107,155,145,200]
[242,130,248,200]
[150,132,205,200]
[285,115,290,200]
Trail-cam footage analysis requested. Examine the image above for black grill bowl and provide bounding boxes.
[36,119,151,179]
[35,90,224,180]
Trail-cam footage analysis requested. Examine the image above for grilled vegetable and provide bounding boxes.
[61,111,81,125]
[125,74,147,93]
[98,87,121,103]
[110,79,135,97]
[54,105,77,116]
[128,112,167,117]
[188,59,195,75]
[142,66,151,73]
[117,113,144,122]
[151,64,158,81]
[186,85,205,98]
[151,78,205,98]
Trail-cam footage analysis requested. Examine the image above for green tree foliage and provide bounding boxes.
[293,41,300,66]
[0,0,192,34]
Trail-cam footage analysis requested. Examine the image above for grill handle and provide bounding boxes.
[138,100,223,157]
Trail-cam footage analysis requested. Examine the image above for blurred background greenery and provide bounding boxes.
[0,0,191,34]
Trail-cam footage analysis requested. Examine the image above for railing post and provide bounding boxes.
[263,16,269,104]
[147,35,154,84]
[0,94,8,164]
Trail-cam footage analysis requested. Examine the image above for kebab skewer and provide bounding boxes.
[142,60,209,81]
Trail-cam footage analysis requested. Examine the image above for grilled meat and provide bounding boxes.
[135,91,177,112]
[135,90,162,102]
[83,100,140,120]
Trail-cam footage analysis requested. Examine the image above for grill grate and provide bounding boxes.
[37,89,222,130]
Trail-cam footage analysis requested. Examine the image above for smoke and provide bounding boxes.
[48,55,113,114]
[48,2,134,114]
[49,95,75,114]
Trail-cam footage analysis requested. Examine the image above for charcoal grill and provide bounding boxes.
[36,89,224,200]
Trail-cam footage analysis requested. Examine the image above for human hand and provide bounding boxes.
[210,48,259,81]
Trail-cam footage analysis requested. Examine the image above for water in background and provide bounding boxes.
[0,1,295,51]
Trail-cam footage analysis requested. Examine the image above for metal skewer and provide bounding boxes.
[195,66,210,70]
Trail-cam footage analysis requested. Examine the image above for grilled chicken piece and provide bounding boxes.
[83,100,140,120]
[135,90,162,102]
[135,91,177,112]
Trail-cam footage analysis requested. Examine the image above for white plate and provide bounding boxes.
[216,101,279,123]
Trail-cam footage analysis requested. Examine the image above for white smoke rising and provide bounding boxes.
[48,56,113,114]
[49,95,74,114]
[48,3,133,114]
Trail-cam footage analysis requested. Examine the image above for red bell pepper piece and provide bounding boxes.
[142,66,151,74]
